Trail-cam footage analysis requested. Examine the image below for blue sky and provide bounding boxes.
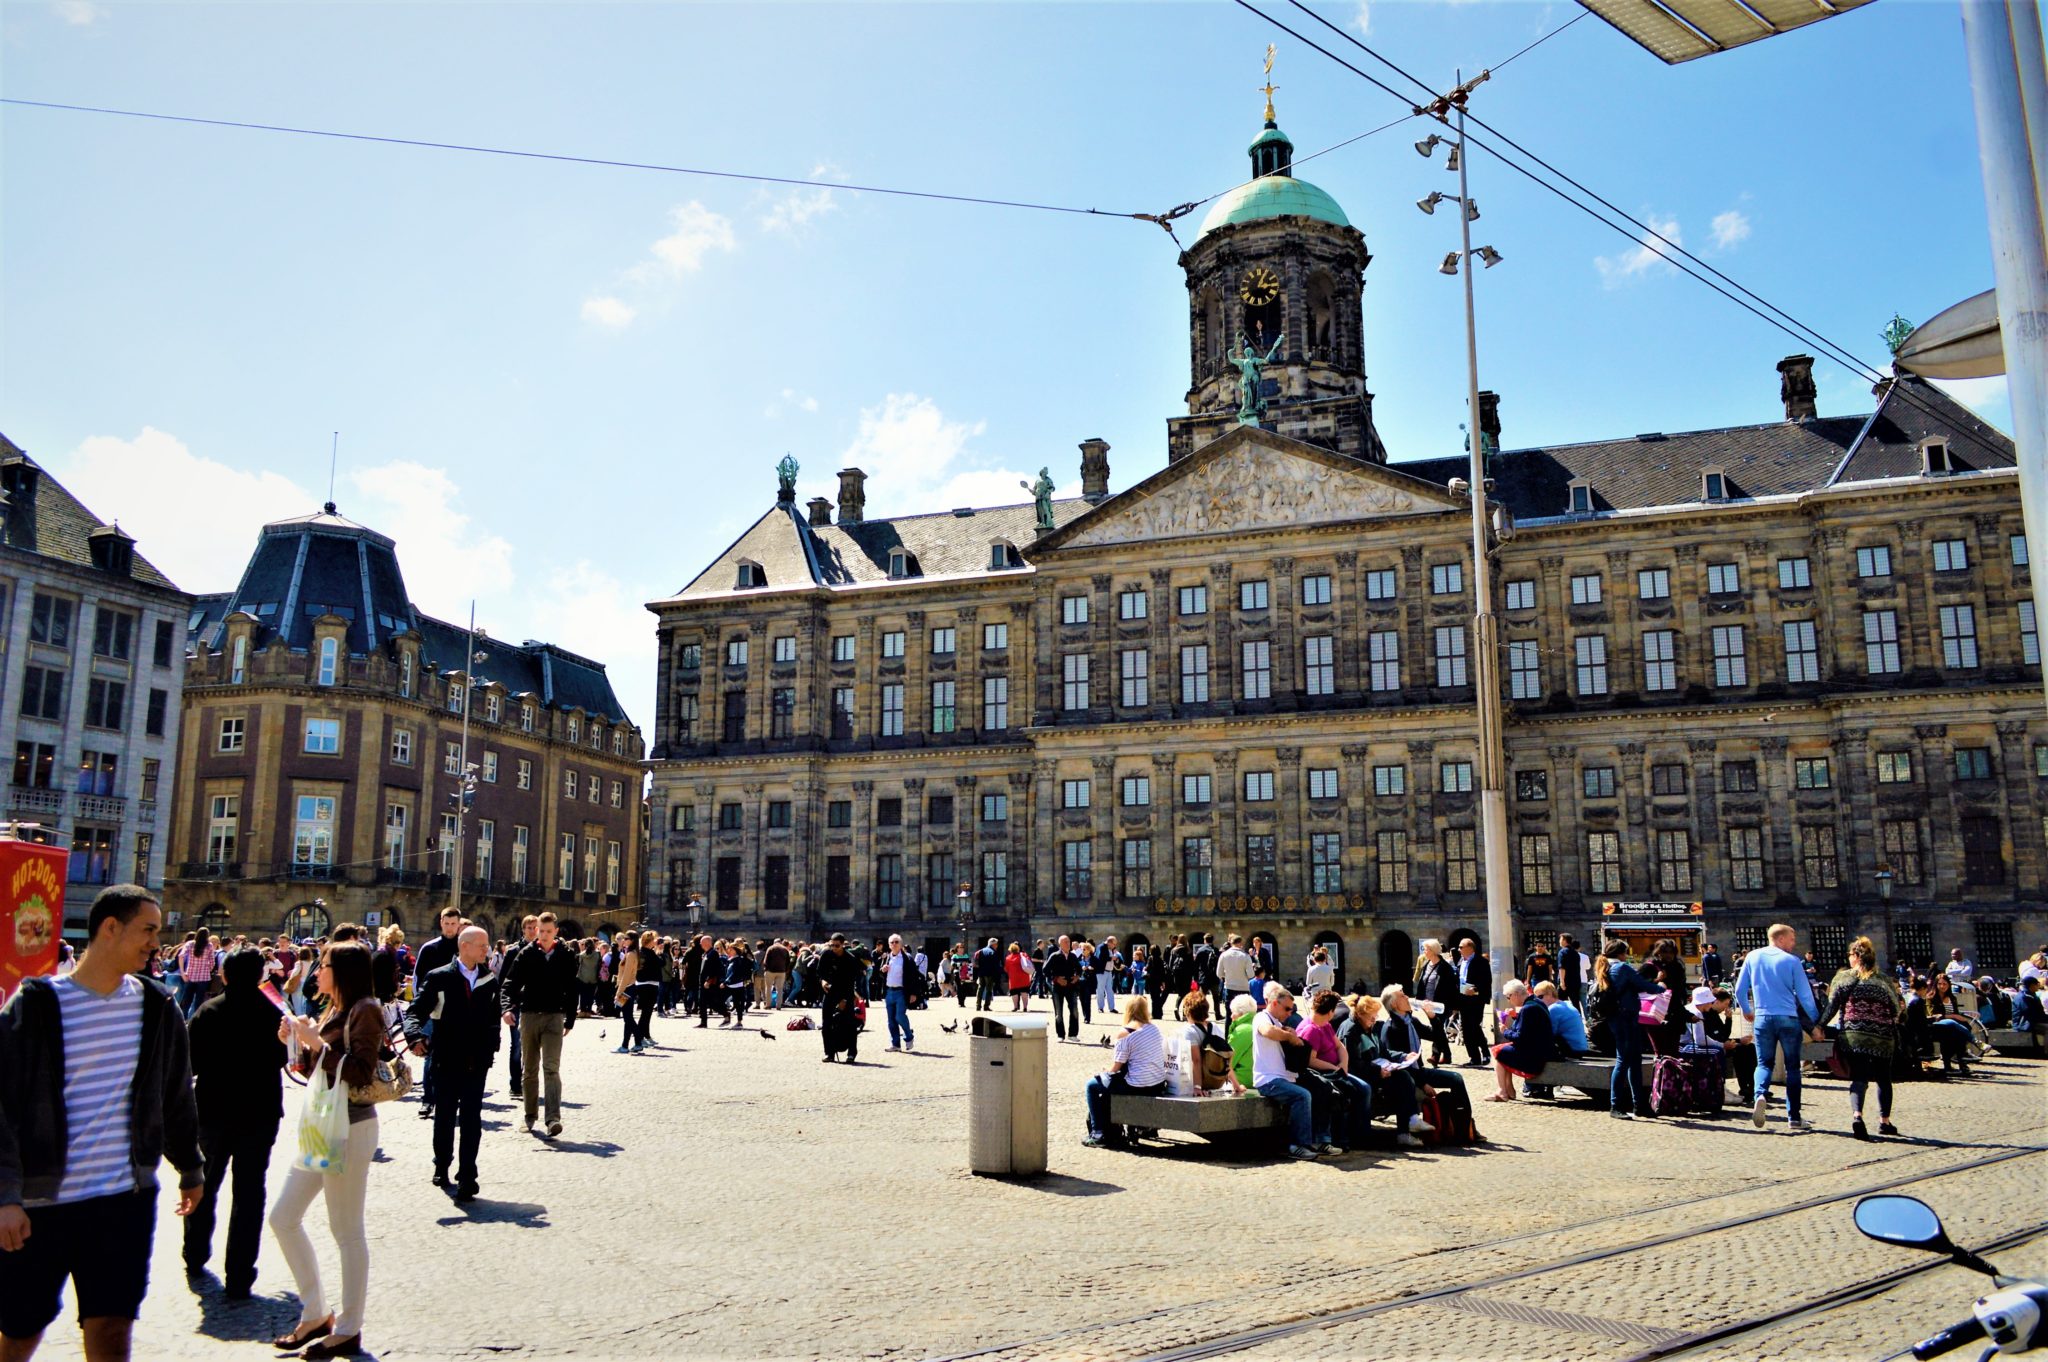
[1,0,2007,733]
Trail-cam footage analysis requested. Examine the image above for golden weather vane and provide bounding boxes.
[1261,44,1279,121]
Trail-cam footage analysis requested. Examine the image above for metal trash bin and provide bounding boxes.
[968,1013,1048,1176]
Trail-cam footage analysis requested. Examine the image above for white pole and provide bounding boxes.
[1454,81,1516,1012]
[452,601,475,916]
[1963,0,2048,712]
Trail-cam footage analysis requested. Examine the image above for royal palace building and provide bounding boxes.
[166,503,645,943]
[645,101,2044,987]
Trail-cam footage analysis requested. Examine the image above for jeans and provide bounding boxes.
[1929,1018,1972,1064]
[976,975,997,1010]
[1327,1072,1375,1147]
[885,987,914,1048]
[185,1120,277,1290]
[1084,1072,1165,1139]
[507,1013,524,1093]
[1256,1076,1316,1148]
[1052,985,1081,1039]
[1095,973,1116,1015]
[270,1113,376,1337]
[1847,1052,1894,1117]
[1611,1017,1649,1114]
[1753,1014,1807,1119]
[519,1012,565,1125]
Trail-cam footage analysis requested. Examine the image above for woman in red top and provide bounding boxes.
[1003,944,1034,1011]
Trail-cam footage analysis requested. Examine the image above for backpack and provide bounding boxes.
[785,1015,815,1031]
[1421,1082,1482,1145]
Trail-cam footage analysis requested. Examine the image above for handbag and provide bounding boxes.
[1637,990,1672,1026]
[349,1051,413,1105]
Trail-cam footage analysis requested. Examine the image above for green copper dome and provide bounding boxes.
[1196,173,1351,240]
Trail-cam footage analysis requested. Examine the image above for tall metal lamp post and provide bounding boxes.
[956,882,973,990]
[1875,865,1895,969]
[1418,70,1514,1015]
[446,602,488,920]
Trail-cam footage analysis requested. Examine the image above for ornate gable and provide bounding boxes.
[1044,426,1460,551]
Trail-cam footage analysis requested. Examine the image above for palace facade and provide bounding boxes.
[643,103,2043,987]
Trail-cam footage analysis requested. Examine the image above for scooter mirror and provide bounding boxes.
[1854,1195,1951,1252]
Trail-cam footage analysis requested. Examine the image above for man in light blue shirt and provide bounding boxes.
[1732,924,1823,1132]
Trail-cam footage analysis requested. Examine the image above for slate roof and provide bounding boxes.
[1394,375,2013,519]
[0,432,183,591]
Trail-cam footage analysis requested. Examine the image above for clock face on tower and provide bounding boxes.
[1238,266,1281,307]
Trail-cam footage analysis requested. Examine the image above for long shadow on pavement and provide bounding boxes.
[435,1197,549,1228]
[1010,1173,1124,1196]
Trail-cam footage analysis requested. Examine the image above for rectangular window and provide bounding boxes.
[981,792,1008,823]
[520,703,534,733]
[1778,557,1812,590]
[145,688,167,737]
[1307,767,1339,800]
[1706,562,1741,595]
[678,643,703,671]
[1440,761,1474,794]
[1182,773,1213,806]
[516,758,532,790]
[982,676,1008,731]
[206,795,239,865]
[1728,823,1761,888]
[1651,763,1687,796]
[562,767,578,798]
[448,683,467,717]
[1801,825,1839,889]
[10,742,54,789]
[1061,779,1091,810]
[1243,770,1274,801]
[75,750,117,796]
[1182,837,1214,896]
[1244,834,1278,894]
[1712,625,1748,687]
[833,634,855,663]
[980,851,1009,907]
[1955,747,1994,781]
[1061,595,1090,625]
[1571,573,1603,605]
[1857,545,1892,578]
[930,627,956,655]
[1721,760,1758,792]
[1179,645,1210,703]
[881,683,905,737]
[1440,828,1477,892]
[926,854,955,911]
[1939,604,1979,668]
[303,718,339,754]
[67,827,115,886]
[1519,834,1554,896]
[1119,649,1150,707]
[831,686,855,740]
[1061,840,1092,899]
[876,854,904,910]
[2013,535,2031,567]
[1654,829,1692,892]
[1310,833,1343,894]
[30,594,73,646]
[882,631,905,659]
[1932,538,1970,572]
[1589,827,1622,892]
[1369,631,1402,692]
[1239,579,1269,611]
[19,666,65,721]
[484,694,501,724]
[1062,654,1090,711]
[1121,774,1151,807]
[558,833,576,890]
[1877,751,1914,784]
[718,801,744,830]
[91,607,133,660]
[826,799,852,828]
[1516,769,1549,801]
[676,695,699,741]
[1881,818,1923,886]
[1435,626,1468,687]
[1780,619,1819,684]
[1962,816,2004,885]
[474,820,495,880]
[1505,579,1536,610]
[1975,920,2017,973]
[1118,589,1148,620]
[293,794,336,871]
[215,716,246,755]
[1575,634,1609,696]
[1120,839,1152,898]
[1637,568,1671,600]
[380,803,408,870]
[930,680,956,733]
[1583,766,1617,799]
[770,686,796,738]
[84,679,126,730]
[773,635,797,663]
[1300,574,1332,606]
[1864,610,1901,674]
[1431,563,1463,595]
[1365,569,1397,601]
[1376,831,1410,893]
[1795,757,1831,790]
[714,855,740,910]
[1373,765,1406,796]
[767,800,792,829]
[1178,585,1209,616]
[2022,601,2040,665]
[1240,641,1272,700]
[982,622,1008,651]
[1642,630,1676,692]
[722,691,746,742]
[1303,636,1334,696]
[481,751,499,784]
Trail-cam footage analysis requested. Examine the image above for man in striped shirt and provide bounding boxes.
[0,884,204,1360]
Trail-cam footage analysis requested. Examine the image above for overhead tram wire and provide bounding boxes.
[1490,10,1591,73]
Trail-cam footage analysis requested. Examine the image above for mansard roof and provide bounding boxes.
[0,433,183,592]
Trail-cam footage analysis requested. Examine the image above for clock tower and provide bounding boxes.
[1167,87,1385,465]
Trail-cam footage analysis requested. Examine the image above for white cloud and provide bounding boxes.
[763,388,820,419]
[1934,375,2012,433]
[53,0,105,25]
[1710,209,1752,251]
[521,559,661,729]
[1352,1,1371,34]
[805,392,1075,518]
[1594,212,1681,287]
[623,201,735,284]
[344,461,515,615]
[760,186,838,237]
[580,295,636,328]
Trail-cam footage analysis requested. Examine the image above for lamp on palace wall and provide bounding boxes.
[956,882,973,977]
[1875,865,1896,966]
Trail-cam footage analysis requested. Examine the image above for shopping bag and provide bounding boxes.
[295,1059,350,1174]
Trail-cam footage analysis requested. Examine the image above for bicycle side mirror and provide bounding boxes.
[1855,1196,2001,1277]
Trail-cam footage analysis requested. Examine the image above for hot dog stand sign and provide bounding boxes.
[1,841,66,1005]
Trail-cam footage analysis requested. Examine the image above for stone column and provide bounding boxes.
[1149,568,1173,718]
[1271,555,1298,706]
[1995,718,2039,889]
[1760,737,1794,897]
[855,616,877,748]
[957,773,979,920]
[1403,547,1429,697]
[906,611,928,747]
[1546,743,1583,904]
[1092,753,1117,913]
[1091,575,1114,723]
[1277,745,1304,896]
[1033,758,1058,916]
[958,605,981,741]
[1152,752,1178,905]
[903,775,926,919]
[1406,739,1439,904]
[1214,750,1241,901]
[1210,562,1236,706]
[1688,737,1721,902]
[1009,770,1034,922]
[1334,550,1360,694]
[1617,740,1648,892]
[1341,744,1370,903]
[741,780,765,918]
[851,779,875,922]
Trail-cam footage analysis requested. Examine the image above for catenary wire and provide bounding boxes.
[1491,9,1590,72]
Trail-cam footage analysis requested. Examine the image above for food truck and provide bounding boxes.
[1599,900,1707,970]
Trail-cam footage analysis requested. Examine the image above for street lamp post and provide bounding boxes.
[1875,865,1895,969]
[447,602,488,920]
[956,881,973,997]
[1419,71,1515,1017]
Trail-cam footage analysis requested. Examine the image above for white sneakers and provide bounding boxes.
[1752,1096,1769,1128]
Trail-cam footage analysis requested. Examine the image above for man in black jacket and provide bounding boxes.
[410,906,463,1120]
[503,912,577,1139]
[499,915,537,1100]
[0,884,203,1360]
[182,946,288,1297]
[1043,936,1082,1041]
[972,938,1001,1012]
[1556,934,1585,1008]
[1454,937,1493,1067]
[405,926,500,1201]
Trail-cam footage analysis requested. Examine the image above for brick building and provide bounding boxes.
[643,103,2044,984]
[167,503,644,942]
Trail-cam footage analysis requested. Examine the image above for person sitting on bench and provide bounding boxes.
[1374,985,1470,1118]
[1083,996,1169,1149]
[1339,993,1433,1147]
[1488,980,1553,1103]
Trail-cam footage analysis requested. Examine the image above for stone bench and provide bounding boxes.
[1107,1091,1283,1138]
[1538,1039,1835,1098]
[1987,1028,2044,1057]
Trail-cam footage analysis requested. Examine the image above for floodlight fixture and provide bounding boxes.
[1417,192,1444,216]
[1439,251,1461,276]
[1477,246,1504,268]
[1415,134,1443,157]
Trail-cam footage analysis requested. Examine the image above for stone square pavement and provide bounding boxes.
[32,997,2048,1361]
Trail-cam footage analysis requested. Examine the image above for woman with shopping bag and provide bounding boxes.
[268,941,388,1358]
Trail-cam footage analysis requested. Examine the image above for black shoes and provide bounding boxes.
[418,1103,434,1120]
[454,1180,479,1202]
[430,1169,448,1187]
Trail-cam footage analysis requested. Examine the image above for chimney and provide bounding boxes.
[1777,354,1817,421]
[1078,437,1111,504]
[806,496,834,528]
[0,458,39,552]
[837,467,867,525]
[1477,391,1502,456]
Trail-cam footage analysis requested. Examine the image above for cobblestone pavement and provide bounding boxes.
[34,1000,2048,1361]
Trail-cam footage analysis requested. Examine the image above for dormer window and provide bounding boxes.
[1567,480,1593,515]
[1701,468,1727,502]
[230,635,248,685]
[1921,439,1952,475]
[735,560,766,589]
[989,540,1021,571]
[888,548,917,579]
[317,636,339,687]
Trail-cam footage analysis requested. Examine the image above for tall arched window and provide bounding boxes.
[1306,272,1335,359]
[230,636,248,685]
[281,901,332,941]
[317,637,338,686]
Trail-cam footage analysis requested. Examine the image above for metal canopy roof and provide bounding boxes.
[1577,0,1877,63]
